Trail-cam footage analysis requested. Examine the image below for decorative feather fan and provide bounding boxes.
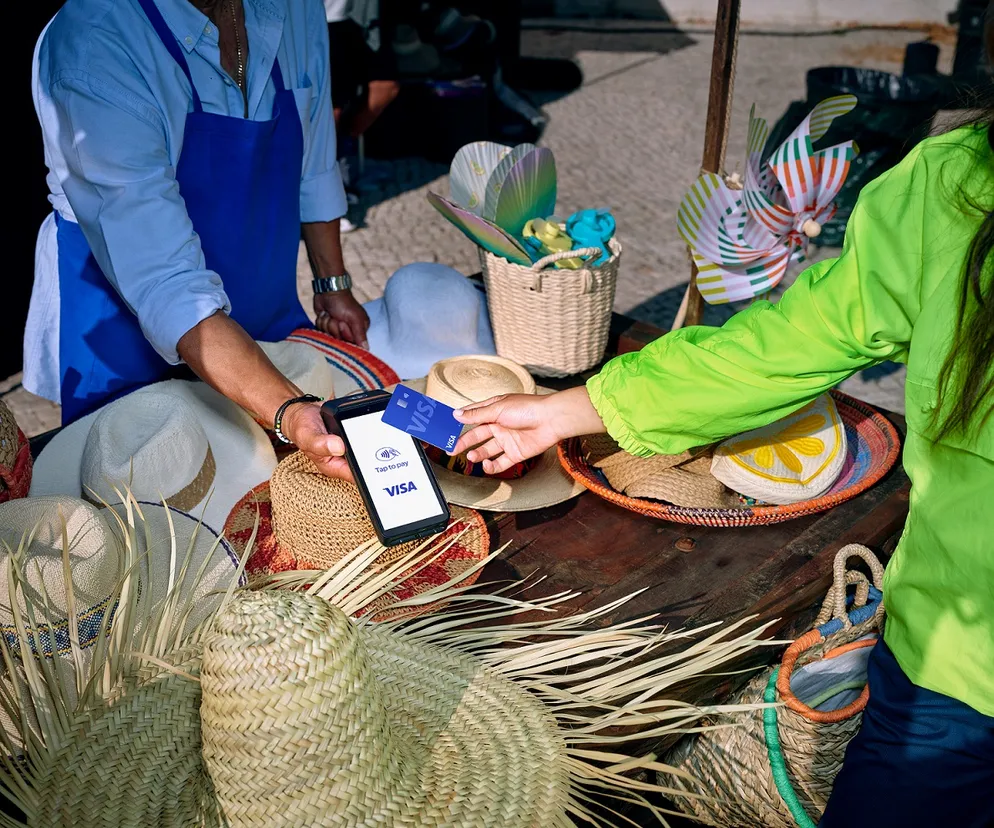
[450,142,535,216]
[427,192,533,265]
[431,142,558,264]
[678,95,858,305]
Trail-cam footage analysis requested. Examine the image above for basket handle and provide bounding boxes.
[527,247,604,294]
[814,544,886,630]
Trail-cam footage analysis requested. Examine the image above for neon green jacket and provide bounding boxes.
[587,126,994,716]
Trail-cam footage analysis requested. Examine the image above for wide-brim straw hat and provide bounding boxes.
[402,355,585,512]
[0,494,242,750]
[283,328,401,399]
[223,451,489,620]
[0,493,777,828]
[29,380,277,532]
[0,399,32,504]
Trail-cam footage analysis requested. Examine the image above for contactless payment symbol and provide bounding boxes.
[375,446,402,462]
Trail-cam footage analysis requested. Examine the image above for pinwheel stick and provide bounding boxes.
[676,0,742,330]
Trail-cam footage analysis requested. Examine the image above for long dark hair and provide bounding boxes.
[931,12,994,440]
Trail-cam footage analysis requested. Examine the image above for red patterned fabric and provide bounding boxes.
[0,429,33,504]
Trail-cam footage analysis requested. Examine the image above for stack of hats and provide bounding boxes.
[0,488,773,828]
[223,451,490,621]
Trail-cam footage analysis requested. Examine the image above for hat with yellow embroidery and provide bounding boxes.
[710,393,848,506]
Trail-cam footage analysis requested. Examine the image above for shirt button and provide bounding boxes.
[204,25,212,34]
[184,36,193,45]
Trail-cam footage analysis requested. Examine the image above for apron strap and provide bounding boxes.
[135,0,204,112]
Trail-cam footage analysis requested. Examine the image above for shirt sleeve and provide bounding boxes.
[299,0,348,223]
[48,72,230,366]
[587,143,929,458]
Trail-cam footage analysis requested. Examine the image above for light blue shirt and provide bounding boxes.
[26,0,346,401]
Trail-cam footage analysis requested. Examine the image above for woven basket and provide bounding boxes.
[665,545,886,827]
[481,239,622,378]
[558,391,901,527]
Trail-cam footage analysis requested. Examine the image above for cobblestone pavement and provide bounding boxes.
[8,24,949,435]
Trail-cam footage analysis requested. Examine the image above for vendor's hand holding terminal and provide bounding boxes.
[452,387,607,475]
[280,401,355,482]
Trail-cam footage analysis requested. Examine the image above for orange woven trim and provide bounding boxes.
[556,390,902,528]
[776,633,876,723]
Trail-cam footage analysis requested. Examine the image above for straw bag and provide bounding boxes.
[665,544,886,828]
[481,239,621,378]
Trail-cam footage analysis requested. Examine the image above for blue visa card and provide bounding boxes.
[381,385,462,453]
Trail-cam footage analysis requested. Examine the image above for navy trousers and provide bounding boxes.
[820,641,994,828]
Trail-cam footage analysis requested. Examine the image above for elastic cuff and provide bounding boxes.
[585,370,655,458]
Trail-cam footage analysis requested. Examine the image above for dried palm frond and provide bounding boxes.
[0,488,780,827]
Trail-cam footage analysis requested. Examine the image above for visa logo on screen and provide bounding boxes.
[384,481,418,497]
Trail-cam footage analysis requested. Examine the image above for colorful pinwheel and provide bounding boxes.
[678,94,858,304]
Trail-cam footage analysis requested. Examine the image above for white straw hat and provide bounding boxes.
[0,494,242,750]
[364,263,496,382]
[710,394,848,505]
[256,339,335,400]
[403,355,584,511]
[29,380,277,531]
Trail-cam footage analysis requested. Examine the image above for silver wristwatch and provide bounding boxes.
[312,272,353,294]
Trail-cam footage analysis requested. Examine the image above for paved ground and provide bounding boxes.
[7,22,951,435]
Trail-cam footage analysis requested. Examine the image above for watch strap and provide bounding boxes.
[312,273,353,294]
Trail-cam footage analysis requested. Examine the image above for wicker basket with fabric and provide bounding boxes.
[664,545,886,827]
[481,239,621,378]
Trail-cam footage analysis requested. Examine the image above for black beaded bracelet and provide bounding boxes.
[273,394,322,444]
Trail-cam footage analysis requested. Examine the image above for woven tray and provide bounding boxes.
[557,391,901,527]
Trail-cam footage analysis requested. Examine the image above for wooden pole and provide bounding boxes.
[680,0,742,329]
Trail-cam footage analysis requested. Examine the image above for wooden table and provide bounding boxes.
[27,312,911,702]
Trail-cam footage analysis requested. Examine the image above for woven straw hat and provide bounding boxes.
[29,380,277,531]
[403,356,585,512]
[0,398,32,504]
[223,452,489,620]
[711,394,848,506]
[200,590,566,827]
[0,494,242,749]
[257,339,335,399]
[585,433,742,509]
[283,328,401,399]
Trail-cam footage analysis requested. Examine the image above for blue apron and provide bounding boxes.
[56,0,309,424]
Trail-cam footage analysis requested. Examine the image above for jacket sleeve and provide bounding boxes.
[586,144,929,457]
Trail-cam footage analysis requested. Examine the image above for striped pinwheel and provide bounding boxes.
[678,94,858,305]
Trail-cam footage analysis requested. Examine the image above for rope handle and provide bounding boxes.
[530,246,604,271]
[527,247,604,294]
[813,544,885,630]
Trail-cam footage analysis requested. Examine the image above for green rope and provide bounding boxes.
[763,667,818,828]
